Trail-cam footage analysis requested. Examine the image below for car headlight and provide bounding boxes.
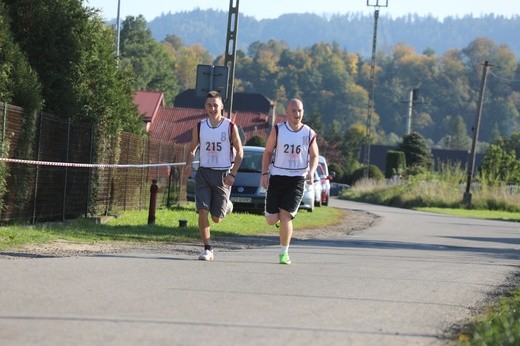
[259,186,267,194]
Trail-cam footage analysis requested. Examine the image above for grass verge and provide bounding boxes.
[416,207,520,222]
[0,203,346,251]
[457,285,520,345]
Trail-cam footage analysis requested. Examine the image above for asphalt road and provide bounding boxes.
[1,199,519,345]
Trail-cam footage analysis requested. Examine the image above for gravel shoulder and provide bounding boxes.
[2,209,378,258]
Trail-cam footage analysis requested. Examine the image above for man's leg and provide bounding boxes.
[278,209,293,264]
[198,209,211,245]
[198,209,214,260]
[278,209,293,246]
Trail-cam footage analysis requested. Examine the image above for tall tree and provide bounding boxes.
[439,115,472,150]
[4,0,143,133]
[462,38,520,140]
[305,105,324,137]
[163,35,213,92]
[0,1,42,113]
[0,1,43,213]
[119,15,179,105]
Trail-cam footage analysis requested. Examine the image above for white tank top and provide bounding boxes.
[270,122,316,177]
[199,118,234,169]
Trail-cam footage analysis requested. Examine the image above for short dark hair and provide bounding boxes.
[206,90,222,100]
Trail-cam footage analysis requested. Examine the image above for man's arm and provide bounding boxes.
[260,128,277,189]
[184,125,200,176]
[307,136,319,183]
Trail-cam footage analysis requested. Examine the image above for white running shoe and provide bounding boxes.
[225,201,233,215]
[198,249,214,261]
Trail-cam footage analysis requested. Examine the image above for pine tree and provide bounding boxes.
[398,132,433,174]
[305,105,324,137]
[449,115,472,150]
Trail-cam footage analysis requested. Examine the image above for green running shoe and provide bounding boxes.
[279,253,291,264]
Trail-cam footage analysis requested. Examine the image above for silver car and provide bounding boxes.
[299,171,322,212]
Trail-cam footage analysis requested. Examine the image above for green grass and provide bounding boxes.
[0,203,346,251]
[457,287,520,345]
[416,207,520,222]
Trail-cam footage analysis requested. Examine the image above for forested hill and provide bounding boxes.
[147,9,520,58]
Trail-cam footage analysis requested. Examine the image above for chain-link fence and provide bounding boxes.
[0,102,188,223]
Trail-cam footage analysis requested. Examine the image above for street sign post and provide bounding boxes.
[195,65,229,100]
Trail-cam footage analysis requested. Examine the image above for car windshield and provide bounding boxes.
[238,150,263,173]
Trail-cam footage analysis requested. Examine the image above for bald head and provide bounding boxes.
[286,99,303,110]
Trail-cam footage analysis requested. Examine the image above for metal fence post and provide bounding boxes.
[148,179,158,224]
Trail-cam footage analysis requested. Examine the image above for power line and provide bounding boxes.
[492,64,520,74]
[488,69,520,83]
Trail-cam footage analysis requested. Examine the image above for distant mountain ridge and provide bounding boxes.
[147,9,520,58]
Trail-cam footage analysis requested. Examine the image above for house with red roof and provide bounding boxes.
[134,89,286,145]
[133,90,164,132]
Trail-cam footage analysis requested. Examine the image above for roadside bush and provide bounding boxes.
[350,165,384,186]
[245,135,266,147]
[385,150,406,178]
[328,163,344,182]
[480,144,520,185]
[341,169,520,212]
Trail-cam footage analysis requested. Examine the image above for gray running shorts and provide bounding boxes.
[195,167,231,219]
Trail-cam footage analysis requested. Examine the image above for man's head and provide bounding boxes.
[206,90,223,101]
[205,91,224,118]
[286,99,304,123]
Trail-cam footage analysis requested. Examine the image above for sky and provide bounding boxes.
[85,0,520,21]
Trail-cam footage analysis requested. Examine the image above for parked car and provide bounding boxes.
[318,155,334,206]
[299,171,322,212]
[186,146,267,213]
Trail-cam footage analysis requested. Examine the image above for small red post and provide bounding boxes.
[148,179,158,225]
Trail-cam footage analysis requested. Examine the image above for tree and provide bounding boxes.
[0,1,44,213]
[164,35,212,92]
[120,15,179,105]
[480,144,520,185]
[398,132,433,174]
[340,124,366,176]
[498,132,520,159]
[0,2,42,113]
[438,115,471,150]
[462,38,520,141]
[4,0,143,134]
[306,106,324,137]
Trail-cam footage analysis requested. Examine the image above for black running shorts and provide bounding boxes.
[265,175,305,217]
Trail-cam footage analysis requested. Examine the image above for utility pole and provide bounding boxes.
[405,88,419,135]
[463,60,490,207]
[363,0,388,178]
[223,0,240,118]
[116,0,121,59]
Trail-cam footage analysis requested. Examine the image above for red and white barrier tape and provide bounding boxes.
[0,157,186,168]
